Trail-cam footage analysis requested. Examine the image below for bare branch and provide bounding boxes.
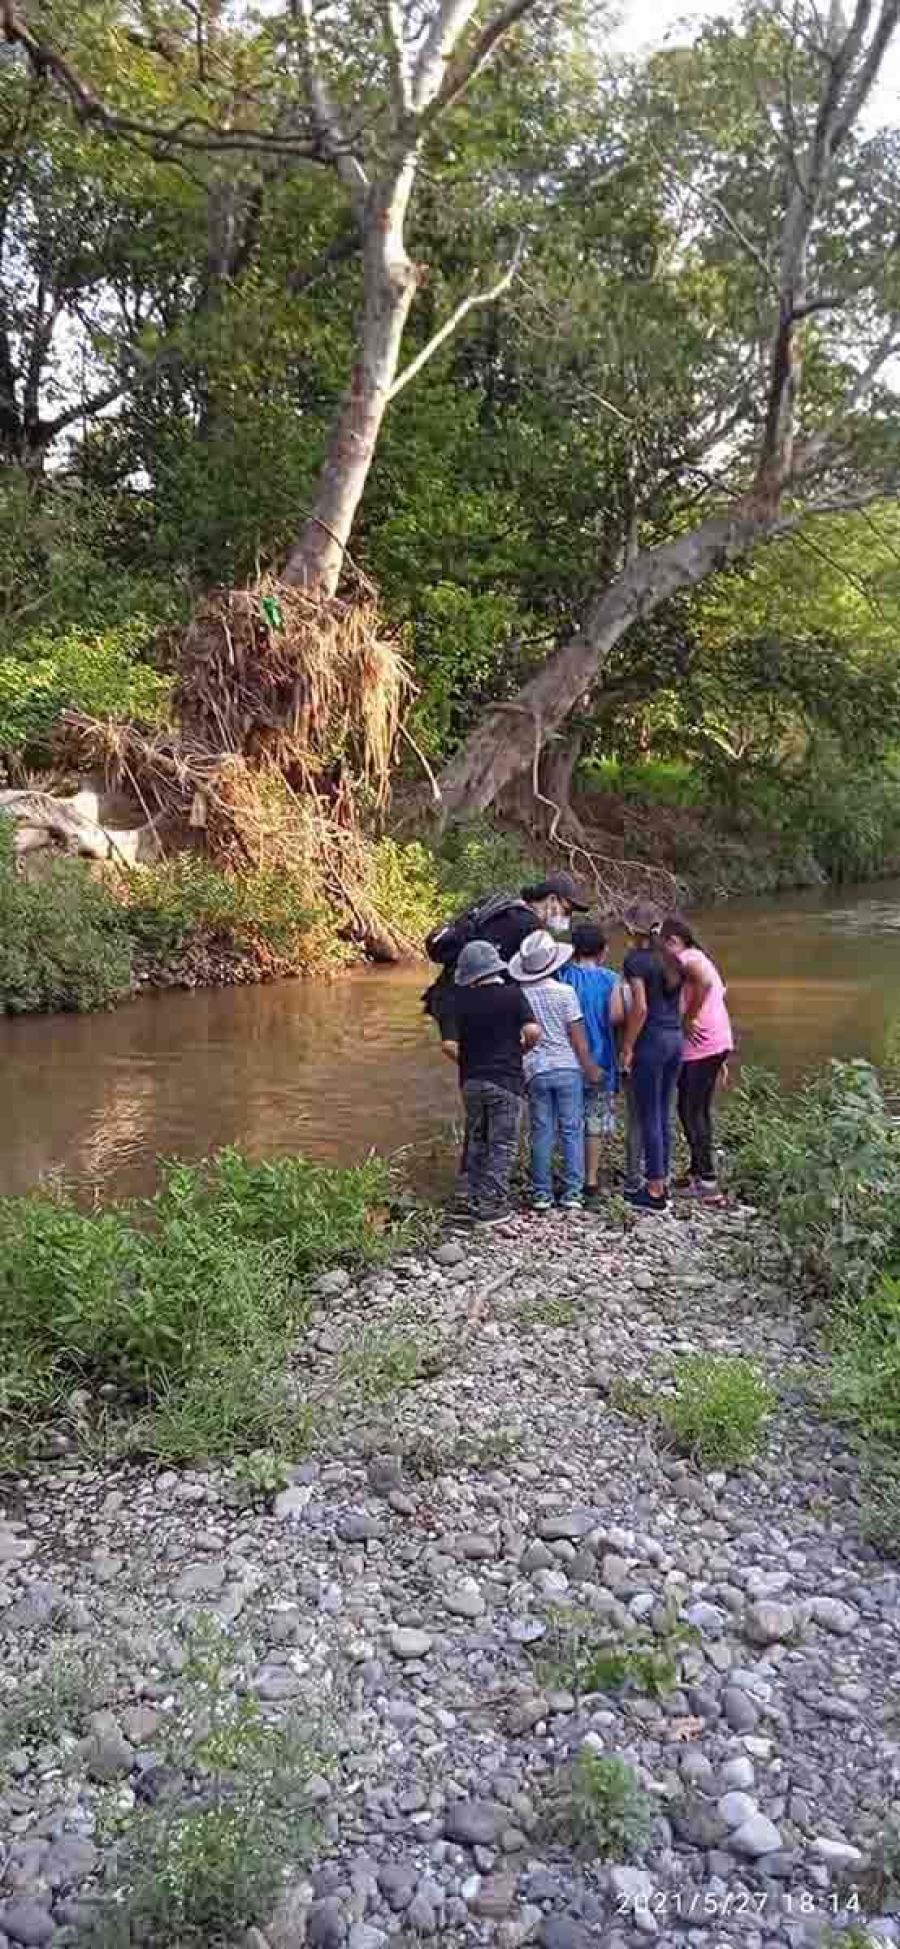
[412,0,481,112]
[378,0,413,113]
[387,241,523,400]
[419,0,537,122]
[795,322,900,473]
[291,0,369,210]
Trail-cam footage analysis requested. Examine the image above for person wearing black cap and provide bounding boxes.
[426,873,591,1044]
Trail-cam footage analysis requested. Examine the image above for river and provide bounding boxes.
[3,877,899,1202]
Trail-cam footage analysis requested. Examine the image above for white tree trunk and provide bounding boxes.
[282,167,418,597]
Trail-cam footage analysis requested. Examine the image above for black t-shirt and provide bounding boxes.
[453,982,536,1095]
[624,947,683,1033]
[428,903,538,1038]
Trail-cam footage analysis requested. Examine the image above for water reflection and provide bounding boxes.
[2,875,899,1202]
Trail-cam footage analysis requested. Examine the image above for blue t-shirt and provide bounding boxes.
[561,962,618,1084]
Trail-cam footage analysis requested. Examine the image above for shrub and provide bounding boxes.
[0,621,171,765]
[833,1276,900,1450]
[0,817,132,1013]
[551,1750,652,1858]
[121,853,334,969]
[721,1060,900,1303]
[0,1149,401,1467]
[661,1355,774,1467]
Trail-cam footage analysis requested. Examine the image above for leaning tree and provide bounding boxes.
[432,0,900,825]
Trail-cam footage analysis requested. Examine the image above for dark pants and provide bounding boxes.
[678,1052,728,1180]
[631,1029,683,1182]
[461,1080,523,1215]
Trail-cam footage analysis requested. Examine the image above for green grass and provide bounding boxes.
[661,1355,774,1467]
[0,1149,407,1469]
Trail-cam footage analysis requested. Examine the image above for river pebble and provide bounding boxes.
[1,1205,897,1949]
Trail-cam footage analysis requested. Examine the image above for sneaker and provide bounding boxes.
[532,1197,553,1214]
[583,1185,602,1208]
[561,1198,584,1215]
[695,1179,725,1205]
[471,1208,512,1228]
[625,1187,668,1213]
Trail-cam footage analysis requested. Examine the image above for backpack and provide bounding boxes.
[424,889,528,970]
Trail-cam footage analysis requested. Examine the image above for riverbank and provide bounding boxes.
[2,1202,899,1949]
[6,784,900,1018]
[2,1070,900,1947]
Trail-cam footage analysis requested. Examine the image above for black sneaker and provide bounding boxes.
[625,1187,668,1213]
[583,1185,602,1208]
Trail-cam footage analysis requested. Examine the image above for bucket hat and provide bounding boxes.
[454,940,508,986]
[508,928,574,982]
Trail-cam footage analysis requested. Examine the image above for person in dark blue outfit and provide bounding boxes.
[620,902,684,1212]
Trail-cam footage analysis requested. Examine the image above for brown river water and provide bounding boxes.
[3,877,900,1203]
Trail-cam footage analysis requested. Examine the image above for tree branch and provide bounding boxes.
[386,241,523,400]
[292,0,369,212]
[378,0,413,113]
[0,0,324,157]
[418,0,538,123]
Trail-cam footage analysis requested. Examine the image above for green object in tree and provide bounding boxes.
[261,596,283,632]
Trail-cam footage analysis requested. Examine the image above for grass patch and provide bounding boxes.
[549,1749,652,1859]
[81,1616,326,1949]
[661,1354,774,1468]
[337,1323,428,1401]
[516,1291,580,1329]
[0,1149,408,1470]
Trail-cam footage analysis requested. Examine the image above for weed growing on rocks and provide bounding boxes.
[661,1354,774,1467]
[400,1424,522,1476]
[81,1623,326,1949]
[0,1644,110,1752]
[536,1606,693,1701]
[338,1323,426,1401]
[550,1750,652,1859]
[517,1291,581,1329]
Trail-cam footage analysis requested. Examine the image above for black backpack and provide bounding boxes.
[424,889,528,970]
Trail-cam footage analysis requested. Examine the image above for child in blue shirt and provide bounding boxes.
[562,922,622,1204]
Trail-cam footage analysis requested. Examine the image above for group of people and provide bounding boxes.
[427,874,733,1225]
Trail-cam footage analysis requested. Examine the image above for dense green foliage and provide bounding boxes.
[0,1149,398,1467]
[723,1062,900,1550]
[2,0,900,974]
[0,817,132,1012]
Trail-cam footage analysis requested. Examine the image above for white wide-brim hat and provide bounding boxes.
[508,928,574,982]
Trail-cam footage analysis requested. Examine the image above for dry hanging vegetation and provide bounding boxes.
[58,581,422,964]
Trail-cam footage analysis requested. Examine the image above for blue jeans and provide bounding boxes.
[631,1030,683,1182]
[528,1068,585,1202]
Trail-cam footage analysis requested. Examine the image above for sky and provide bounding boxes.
[611,0,900,124]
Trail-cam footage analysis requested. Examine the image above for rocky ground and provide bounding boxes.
[1,1201,899,1949]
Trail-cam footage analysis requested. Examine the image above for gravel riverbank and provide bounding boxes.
[1,1201,898,1949]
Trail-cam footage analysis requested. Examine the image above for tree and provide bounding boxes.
[0,0,550,596]
[433,0,900,826]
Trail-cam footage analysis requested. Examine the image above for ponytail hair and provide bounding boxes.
[625,900,684,994]
[662,911,703,953]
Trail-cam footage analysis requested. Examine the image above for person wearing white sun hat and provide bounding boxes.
[509,929,602,1213]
